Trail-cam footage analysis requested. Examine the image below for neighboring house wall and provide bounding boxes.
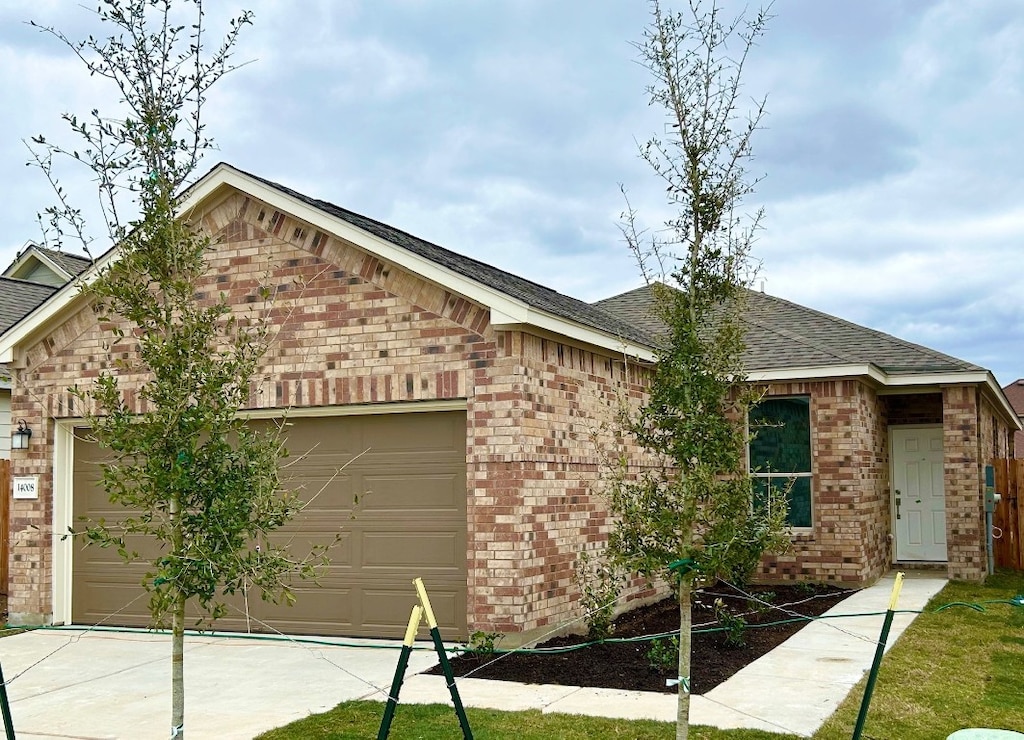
[7,191,650,634]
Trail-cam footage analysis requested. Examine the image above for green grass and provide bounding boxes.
[254,701,793,739]
[258,572,1024,740]
[816,570,1024,739]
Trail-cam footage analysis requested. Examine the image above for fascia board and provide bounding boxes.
[749,364,1022,431]
[747,364,882,383]
[185,167,657,361]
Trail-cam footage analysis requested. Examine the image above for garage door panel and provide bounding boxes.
[362,584,462,634]
[359,413,461,452]
[73,411,468,639]
[265,530,353,567]
[361,474,463,511]
[362,532,463,570]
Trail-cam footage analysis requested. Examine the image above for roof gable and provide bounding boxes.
[3,243,92,287]
[0,163,658,365]
[220,167,655,349]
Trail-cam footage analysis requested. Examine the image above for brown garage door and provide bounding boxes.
[72,410,468,639]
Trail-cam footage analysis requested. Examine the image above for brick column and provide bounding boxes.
[942,385,986,581]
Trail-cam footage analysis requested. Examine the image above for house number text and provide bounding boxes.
[13,476,38,499]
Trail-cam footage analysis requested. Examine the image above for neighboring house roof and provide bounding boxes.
[594,284,980,374]
[3,243,92,287]
[1003,379,1024,416]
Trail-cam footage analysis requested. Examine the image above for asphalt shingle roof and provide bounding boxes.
[227,166,655,348]
[34,245,92,277]
[0,277,59,334]
[594,284,980,375]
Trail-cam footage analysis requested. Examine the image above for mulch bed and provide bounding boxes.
[434,582,853,695]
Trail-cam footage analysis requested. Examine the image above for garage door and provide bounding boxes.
[71,411,468,639]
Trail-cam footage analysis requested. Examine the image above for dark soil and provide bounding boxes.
[435,582,853,696]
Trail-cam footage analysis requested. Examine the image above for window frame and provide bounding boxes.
[748,394,814,531]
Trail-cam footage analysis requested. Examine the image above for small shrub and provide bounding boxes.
[467,630,503,656]
[645,636,679,671]
[752,589,776,615]
[795,580,823,596]
[574,550,625,641]
[713,598,748,648]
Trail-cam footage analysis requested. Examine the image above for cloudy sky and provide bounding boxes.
[1,1,1022,385]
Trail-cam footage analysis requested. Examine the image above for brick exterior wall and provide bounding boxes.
[5,186,1006,630]
[943,385,986,580]
[756,380,891,586]
[5,191,651,634]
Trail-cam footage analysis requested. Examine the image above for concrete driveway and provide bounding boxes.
[2,628,440,739]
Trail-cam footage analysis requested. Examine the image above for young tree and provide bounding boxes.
[29,2,325,737]
[609,2,788,738]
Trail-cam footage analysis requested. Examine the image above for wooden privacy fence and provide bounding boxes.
[992,458,1024,571]
[0,458,9,599]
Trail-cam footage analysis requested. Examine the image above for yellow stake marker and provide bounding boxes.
[888,571,905,611]
[404,605,423,647]
[414,577,438,629]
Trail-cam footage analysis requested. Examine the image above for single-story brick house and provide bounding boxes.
[1,163,1017,640]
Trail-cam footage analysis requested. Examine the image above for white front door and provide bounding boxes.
[891,426,947,561]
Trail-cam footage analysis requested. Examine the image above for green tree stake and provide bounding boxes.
[377,605,423,740]
[852,572,905,740]
[415,578,473,740]
[0,660,15,740]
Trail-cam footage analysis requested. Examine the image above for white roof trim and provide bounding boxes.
[749,364,1021,430]
[180,165,657,361]
[0,164,656,364]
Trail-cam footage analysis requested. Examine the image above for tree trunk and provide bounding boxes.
[172,590,185,739]
[171,486,185,740]
[676,579,693,740]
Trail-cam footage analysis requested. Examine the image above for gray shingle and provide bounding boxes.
[0,277,59,334]
[594,284,980,374]
[34,245,92,277]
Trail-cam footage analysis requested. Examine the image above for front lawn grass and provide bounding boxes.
[254,701,794,739]
[816,570,1024,739]
[258,572,1023,740]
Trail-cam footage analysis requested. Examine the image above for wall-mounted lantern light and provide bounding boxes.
[12,419,32,450]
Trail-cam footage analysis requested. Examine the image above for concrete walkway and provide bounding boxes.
[0,573,946,739]
[393,573,947,737]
